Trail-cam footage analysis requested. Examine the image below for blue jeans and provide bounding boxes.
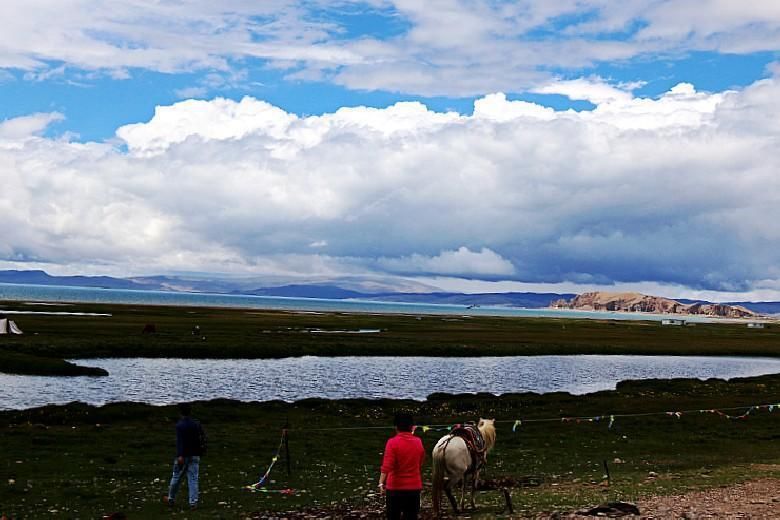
[168,456,200,506]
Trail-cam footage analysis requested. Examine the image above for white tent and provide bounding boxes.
[9,320,23,334]
[0,318,23,335]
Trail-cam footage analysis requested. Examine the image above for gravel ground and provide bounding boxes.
[635,478,780,519]
[248,478,780,518]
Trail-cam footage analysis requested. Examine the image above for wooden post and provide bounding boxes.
[284,418,291,476]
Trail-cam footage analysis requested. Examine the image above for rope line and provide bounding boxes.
[246,430,287,490]
[287,401,780,432]
[244,401,778,492]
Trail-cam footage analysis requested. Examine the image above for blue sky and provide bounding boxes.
[2,1,780,300]
[1,3,777,141]
[1,49,775,142]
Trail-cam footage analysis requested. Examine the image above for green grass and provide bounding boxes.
[0,299,778,376]
[2,299,780,516]
[2,376,780,518]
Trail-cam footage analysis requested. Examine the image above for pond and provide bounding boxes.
[2,355,779,410]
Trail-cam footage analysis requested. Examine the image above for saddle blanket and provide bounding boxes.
[450,423,486,471]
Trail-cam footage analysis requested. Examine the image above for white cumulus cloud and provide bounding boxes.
[1,76,780,297]
[532,78,634,105]
[0,112,64,142]
[378,247,516,277]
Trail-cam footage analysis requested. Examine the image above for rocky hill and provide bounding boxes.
[551,291,758,318]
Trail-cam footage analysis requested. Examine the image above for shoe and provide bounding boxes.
[162,495,173,507]
[189,503,198,510]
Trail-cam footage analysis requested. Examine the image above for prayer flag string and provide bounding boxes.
[286,401,780,434]
[406,401,780,435]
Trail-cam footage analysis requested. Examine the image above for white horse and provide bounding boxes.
[431,418,496,516]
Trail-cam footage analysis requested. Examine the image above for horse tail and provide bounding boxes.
[431,441,447,517]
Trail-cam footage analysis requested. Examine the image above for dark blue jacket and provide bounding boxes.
[176,417,202,457]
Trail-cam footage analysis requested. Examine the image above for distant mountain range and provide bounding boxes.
[0,270,161,291]
[1,269,779,315]
[241,284,576,308]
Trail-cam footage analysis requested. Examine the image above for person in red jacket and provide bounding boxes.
[379,412,425,519]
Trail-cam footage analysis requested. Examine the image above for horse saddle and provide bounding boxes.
[450,423,486,472]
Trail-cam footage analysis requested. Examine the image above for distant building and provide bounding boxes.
[747,322,766,329]
[661,318,686,326]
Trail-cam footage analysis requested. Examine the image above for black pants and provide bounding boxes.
[386,490,421,520]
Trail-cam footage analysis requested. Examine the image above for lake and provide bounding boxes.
[2,355,779,410]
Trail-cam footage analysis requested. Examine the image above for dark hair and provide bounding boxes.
[394,412,414,432]
[178,403,192,416]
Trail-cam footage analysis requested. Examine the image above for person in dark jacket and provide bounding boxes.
[379,412,425,520]
[165,403,203,509]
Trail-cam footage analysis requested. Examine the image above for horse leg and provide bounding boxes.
[459,476,467,511]
[445,481,459,514]
[501,488,514,515]
[469,470,478,510]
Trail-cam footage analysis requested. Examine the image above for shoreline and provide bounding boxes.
[546,305,777,323]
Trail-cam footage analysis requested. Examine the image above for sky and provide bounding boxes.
[1,1,780,301]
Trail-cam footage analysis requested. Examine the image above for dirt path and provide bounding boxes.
[248,478,780,518]
[634,478,780,519]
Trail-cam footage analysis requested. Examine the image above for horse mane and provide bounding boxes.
[478,418,496,452]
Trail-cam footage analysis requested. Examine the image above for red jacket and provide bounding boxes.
[381,432,425,490]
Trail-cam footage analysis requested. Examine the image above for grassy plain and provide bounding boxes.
[2,300,780,517]
[0,299,778,376]
[2,376,780,518]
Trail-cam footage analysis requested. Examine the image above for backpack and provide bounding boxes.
[197,422,208,456]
